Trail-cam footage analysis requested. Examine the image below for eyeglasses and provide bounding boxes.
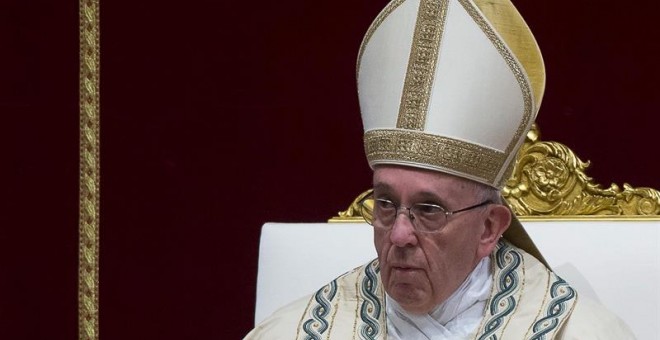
[359,194,492,233]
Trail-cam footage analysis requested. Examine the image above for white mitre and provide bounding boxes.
[356,0,547,263]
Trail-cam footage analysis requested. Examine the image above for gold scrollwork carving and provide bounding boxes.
[503,124,660,216]
[331,124,660,221]
[331,190,374,222]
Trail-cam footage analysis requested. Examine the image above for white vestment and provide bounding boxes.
[245,240,635,339]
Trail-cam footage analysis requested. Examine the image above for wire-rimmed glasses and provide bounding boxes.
[359,193,492,233]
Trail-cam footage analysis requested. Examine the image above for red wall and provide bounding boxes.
[3,0,659,339]
[1,1,79,339]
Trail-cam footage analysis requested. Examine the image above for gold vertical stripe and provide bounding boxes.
[79,0,100,339]
[396,0,449,130]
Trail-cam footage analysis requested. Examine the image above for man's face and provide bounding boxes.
[372,165,490,314]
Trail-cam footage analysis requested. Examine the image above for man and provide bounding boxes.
[245,0,635,338]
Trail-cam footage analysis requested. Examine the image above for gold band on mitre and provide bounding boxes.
[364,129,506,185]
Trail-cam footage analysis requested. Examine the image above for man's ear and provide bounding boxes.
[477,204,512,258]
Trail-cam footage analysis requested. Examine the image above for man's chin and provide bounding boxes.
[387,283,433,315]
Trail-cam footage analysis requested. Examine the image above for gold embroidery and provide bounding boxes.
[79,0,100,339]
[524,266,551,338]
[364,129,505,183]
[397,0,449,130]
[327,286,340,339]
[295,296,316,339]
[352,269,362,339]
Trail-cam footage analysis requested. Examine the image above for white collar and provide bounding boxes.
[385,257,492,340]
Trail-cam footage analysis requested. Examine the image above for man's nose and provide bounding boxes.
[389,211,418,247]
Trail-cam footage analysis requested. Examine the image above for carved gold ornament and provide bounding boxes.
[504,125,660,217]
[331,124,660,221]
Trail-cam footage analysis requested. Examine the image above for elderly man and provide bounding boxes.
[245,0,635,338]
